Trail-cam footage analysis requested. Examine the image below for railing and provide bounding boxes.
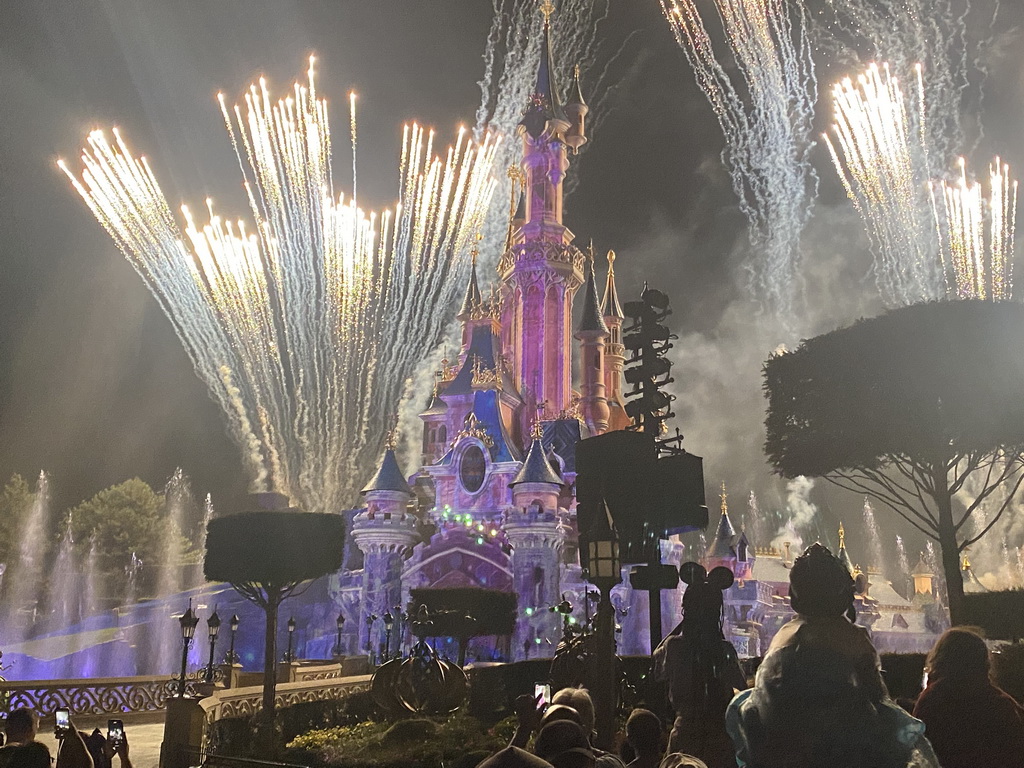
[1,675,176,716]
[199,674,372,725]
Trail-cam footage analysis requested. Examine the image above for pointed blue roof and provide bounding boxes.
[565,64,587,108]
[707,506,738,558]
[458,257,482,319]
[510,436,563,487]
[521,18,566,138]
[361,448,412,495]
[577,254,609,335]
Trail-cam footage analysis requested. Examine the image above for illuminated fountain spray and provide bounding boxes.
[895,535,911,596]
[3,472,51,642]
[660,0,818,322]
[61,60,498,513]
[861,498,883,573]
[46,515,79,630]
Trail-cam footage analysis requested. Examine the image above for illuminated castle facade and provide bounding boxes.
[332,12,684,662]
[704,489,949,658]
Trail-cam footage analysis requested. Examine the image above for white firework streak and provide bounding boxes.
[660,0,818,324]
[60,59,499,513]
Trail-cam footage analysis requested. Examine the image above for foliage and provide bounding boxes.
[204,511,345,588]
[409,588,517,638]
[764,299,1024,477]
[0,474,35,566]
[69,478,187,589]
[962,590,1024,641]
[763,299,1024,624]
[285,712,509,768]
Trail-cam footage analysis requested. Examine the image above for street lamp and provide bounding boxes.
[204,609,221,683]
[332,613,346,657]
[382,612,394,662]
[225,614,240,665]
[283,616,297,663]
[176,602,199,697]
[579,502,621,751]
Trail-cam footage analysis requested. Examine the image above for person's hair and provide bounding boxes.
[788,543,855,618]
[534,721,593,768]
[539,704,582,729]
[4,709,37,741]
[8,741,51,768]
[625,709,662,757]
[550,689,595,735]
[925,626,990,683]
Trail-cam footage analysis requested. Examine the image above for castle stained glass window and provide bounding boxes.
[460,445,486,493]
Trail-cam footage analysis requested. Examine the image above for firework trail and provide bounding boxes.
[660,0,818,323]
[818,0,970,171]
[825,63,943,305]
[61,59,499,513]
[930,156,1017,300]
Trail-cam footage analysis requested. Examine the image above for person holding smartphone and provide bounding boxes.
[102,725,131,768]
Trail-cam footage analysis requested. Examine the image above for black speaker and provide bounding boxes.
[576,431,705,562]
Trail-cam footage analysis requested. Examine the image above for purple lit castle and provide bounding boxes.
[331,11,685,663]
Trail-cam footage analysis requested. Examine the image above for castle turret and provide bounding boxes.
[418,385,449,464]
[913,552,937,602]
[563,64,588,154]
[575,248,610,434]
[351,441,418,661]
[704,483,752,580]
[506,423,565,659]
[499,1,584,417]
[601,250,630,431]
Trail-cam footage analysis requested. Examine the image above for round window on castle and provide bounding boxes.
[459,445,486,493]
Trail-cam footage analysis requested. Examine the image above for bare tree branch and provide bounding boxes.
[824,473,938,539]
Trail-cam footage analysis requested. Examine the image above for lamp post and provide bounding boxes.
[580,502,621,751]
[176,602,199,697]
[225,614,240,665]
[332,613,346,657]
[203,609,221,683]
[283,616,296,662]
[382,612,394,663]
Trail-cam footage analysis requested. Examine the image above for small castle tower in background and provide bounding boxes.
[575,247,610,434]
[601,250,630,431]
[350,439,418,660]
[505,423,566,659]
[705,483,752,580]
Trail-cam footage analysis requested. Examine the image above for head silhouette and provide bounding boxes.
[788,543,855,619]
[926,626,991,684]
[680,562,733,641]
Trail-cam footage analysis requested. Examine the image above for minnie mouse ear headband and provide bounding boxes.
[679,561,734,591]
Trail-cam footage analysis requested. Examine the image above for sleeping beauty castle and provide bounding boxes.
[328,6,952,664]
[329,7,690,662]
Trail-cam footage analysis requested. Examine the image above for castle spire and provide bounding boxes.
[576,244,609,335]
[706,482,736,558]
[457,241,483,320]
[510,425,563,487]
[522,0,566,138]
[601,250,624,319]
[837,522,855,575]
[720,482,728,516]
[361,444,412,496]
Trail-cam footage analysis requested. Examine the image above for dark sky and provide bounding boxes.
[2,1,1023,576]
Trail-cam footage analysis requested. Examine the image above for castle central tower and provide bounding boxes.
[499,6,587,417]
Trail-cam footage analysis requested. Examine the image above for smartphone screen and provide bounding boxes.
[108,719,124,746]
[54,708,70,737]
[534,683,551,708]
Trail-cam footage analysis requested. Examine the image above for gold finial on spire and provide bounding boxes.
[587,239,596,261]
[963,553,972,569]
[531,420,544,440]
[838,521,846,550]
[574,63,581,80]
[384,427,398,451]
[607,249,616,268]
[471,232,482,266]
[540,0,555,25]
[720,482,728,515]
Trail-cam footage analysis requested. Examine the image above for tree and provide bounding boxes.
[204,510,344,728]
[69,478,187,597]
[764,300,1024,625]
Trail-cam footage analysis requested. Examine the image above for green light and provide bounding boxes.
[568,617,576,624]
[476,537,483,545]
[535,638,542,644]
[525,607,534,616]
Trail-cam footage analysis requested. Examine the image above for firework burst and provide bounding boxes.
[60,58,499,512]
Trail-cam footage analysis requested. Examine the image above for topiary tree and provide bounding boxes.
[205,508,344,722]
[764,300,1024,625]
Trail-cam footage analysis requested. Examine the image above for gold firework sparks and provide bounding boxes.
[60,58,499,512]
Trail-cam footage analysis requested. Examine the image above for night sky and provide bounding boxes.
[2,1,1023,578]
